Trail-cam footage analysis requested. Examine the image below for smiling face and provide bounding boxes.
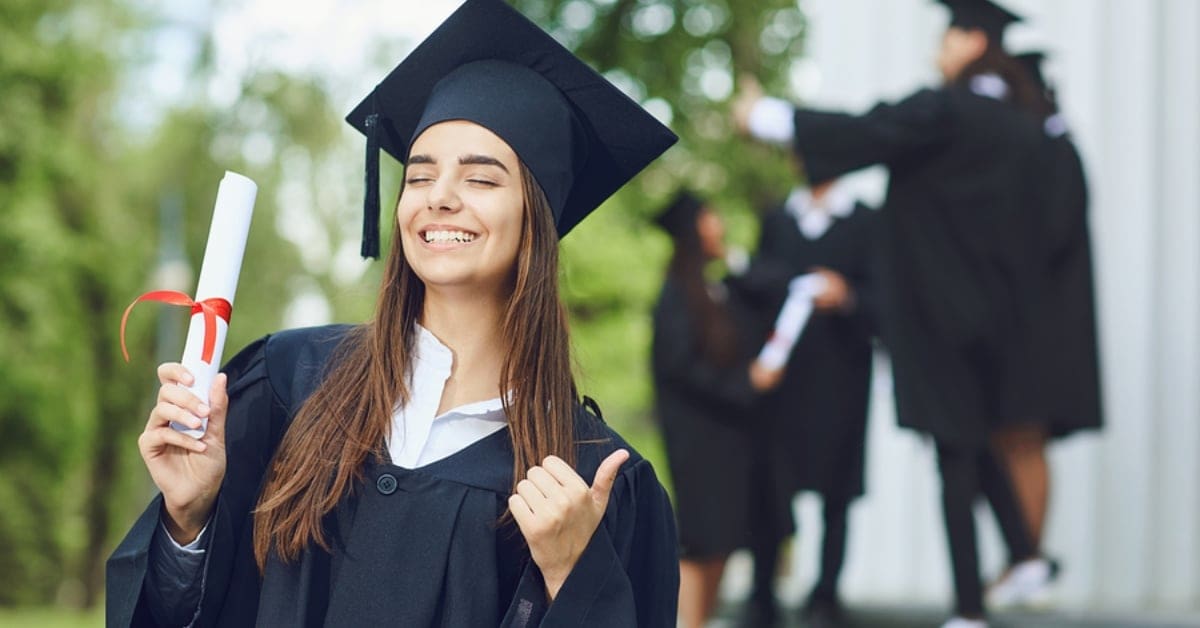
[397,120,527,298]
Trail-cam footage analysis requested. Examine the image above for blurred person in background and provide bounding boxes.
[651,191,786,628]
[106,1,681,625]
[733,1,1049,626]
[984,50,1104,609]
[745,170,879,628]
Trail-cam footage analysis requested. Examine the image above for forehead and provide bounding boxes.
[408,120,519,164]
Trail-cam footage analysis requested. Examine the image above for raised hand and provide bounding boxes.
[732,74,766,135]
[138,363,229,544]
[509,449,630,601]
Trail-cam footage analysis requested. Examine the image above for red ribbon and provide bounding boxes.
[120,290,232,364]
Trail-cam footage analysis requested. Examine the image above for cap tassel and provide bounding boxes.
[362,112,381,259]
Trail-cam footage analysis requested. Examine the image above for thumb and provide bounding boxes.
[205,373,229,442]
[590,449,630,504]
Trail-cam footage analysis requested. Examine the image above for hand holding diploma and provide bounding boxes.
[756,272,828,370]
[139,365,229,544]
[121,171,255,542]
[121,171,256,438]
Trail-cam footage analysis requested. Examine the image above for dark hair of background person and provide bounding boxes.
[954,41,1056,120]
[252,164,578,570]
[664,208,741,368]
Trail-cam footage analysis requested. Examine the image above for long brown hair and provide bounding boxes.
[665,209,739,367]
[955,42,1055,119]
[252,165,578,570]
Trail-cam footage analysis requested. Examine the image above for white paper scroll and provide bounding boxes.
[174,171,257,438]
[756,273,827,370]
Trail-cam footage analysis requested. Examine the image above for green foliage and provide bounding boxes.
[0,0,350,608]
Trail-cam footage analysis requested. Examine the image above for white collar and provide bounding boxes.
[969,73,1009,101]
[785,186,855,239]
[1044,113,1069,138]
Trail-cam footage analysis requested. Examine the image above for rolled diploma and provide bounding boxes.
[756,273,827,370]
[173,171,257,438]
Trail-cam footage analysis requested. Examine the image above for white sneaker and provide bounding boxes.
[940,617,989,628]
[986,557,1054,609]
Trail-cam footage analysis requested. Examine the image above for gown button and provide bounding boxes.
[376,473,398,495]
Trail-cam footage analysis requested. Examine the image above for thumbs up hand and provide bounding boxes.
[509,449,630,601]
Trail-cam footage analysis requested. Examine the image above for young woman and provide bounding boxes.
[984,50,1103,608]
[734,1,1045,626]
[650,192,784,628]
[106,1,679,625]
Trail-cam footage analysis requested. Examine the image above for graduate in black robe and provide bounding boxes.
[733,1,1043,625]
[745,173,877,627]
[650,192,786,628]
[106,1,680,625]
[109,327,677,627]
[983,51,1103,607]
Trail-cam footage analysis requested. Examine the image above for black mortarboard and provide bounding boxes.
[654,191,704,237]
[346,0,678,258]
[936,0,1022,42]
[1014,51,1050,93]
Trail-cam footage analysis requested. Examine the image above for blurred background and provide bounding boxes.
[0,0,1195,626]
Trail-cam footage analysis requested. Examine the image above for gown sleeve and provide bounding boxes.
[105,335,292,627]
[501,458,679,627]
[791,88,953,180]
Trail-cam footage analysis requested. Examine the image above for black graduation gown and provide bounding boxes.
[753,203,877,500]
[106,325,679,627]
[1027,132,1103,437]
[651,275,785,558]
[790,86,1046,447]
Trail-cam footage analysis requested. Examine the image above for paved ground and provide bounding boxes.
[706,603,1200,628]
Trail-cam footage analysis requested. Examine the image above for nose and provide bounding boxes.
[426,177,461,213]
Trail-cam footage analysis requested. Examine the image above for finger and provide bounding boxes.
[141,425,208,455]
[590,449,630,502]
[515,478,549,513]
[542,456,589,493]
[205,374,229,443]
[146,399,203,432]
[151,402,206,432]
[157,384,210,418]
[157,362,194,387]
[508,494,535,531]
[526,466,566,501]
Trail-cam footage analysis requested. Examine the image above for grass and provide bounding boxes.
[0,608,102,628]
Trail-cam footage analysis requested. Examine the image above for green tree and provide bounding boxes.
[0,0,347,607]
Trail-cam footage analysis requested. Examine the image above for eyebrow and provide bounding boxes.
[407,153,510,173]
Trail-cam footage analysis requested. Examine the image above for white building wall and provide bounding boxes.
[776,0,1200,613]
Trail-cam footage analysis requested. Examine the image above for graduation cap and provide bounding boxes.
[346,0,678,258]
[653,190,704,237]
[936,0,1022,42]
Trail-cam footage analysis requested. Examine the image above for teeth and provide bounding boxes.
[423,230,476,243]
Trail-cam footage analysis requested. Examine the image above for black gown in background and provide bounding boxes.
[651,274,789,559]
[1027,131,1103,437]
[106,326,679,627]
[789,86,1046,446]
[754,202,877,502]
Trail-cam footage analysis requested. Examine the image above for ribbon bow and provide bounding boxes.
[120,290,232,364]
